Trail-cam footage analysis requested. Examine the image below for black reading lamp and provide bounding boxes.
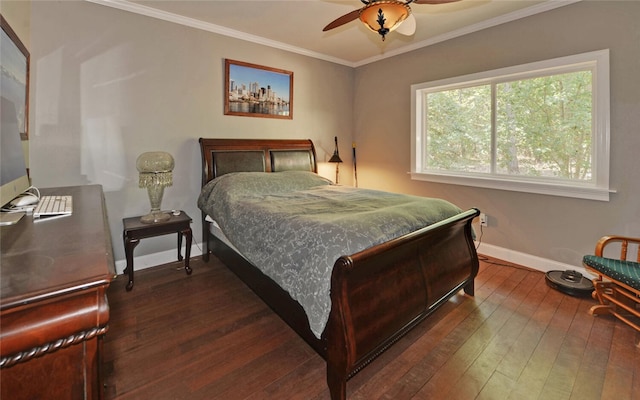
[328,136,343,184]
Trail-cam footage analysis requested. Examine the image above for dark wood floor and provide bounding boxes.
[103,255,640,400]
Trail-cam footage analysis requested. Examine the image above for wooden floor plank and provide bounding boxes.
[506,290,580,400]
[539,295,596,399]
[449,269,542,399]
[407,265,528,400]
[495,270,556,382]
[601,322,640,400]
[569,298,615,400]
[102,255,640,400]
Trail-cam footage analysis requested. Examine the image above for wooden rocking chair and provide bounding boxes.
[583,235,640,344]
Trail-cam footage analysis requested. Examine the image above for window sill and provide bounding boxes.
[410,172,614,201]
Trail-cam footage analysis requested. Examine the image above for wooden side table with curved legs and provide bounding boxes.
[122,210,192,291]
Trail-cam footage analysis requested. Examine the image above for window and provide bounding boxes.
[411,50,611,201]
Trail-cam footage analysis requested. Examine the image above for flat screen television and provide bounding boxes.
[1,16,30,225]
[0,97,31,224]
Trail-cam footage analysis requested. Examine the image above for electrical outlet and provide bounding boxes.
[480,213,488,227]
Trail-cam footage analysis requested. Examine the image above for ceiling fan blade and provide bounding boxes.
[395,13,416,36]
[413,0,461,4]
[323,9,362,31]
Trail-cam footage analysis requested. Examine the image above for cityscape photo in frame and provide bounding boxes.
[225,59,293,119]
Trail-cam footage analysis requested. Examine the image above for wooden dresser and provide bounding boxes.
[1,185,115,400]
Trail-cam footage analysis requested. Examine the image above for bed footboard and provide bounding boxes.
[324,208,480,400]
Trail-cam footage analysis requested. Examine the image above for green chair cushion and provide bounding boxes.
[583,255,640,292]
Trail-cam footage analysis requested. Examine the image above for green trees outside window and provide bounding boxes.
[424,71,593,182]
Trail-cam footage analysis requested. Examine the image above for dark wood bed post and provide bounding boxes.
[201,215,209,262]
[327,370,348,400]
[325,257,352,400]
[326,339,348,400]
[464,280,475,296]
[462,222,477,297]
[199,137,210,262]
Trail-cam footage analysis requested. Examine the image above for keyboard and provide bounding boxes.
[33,195,73,218]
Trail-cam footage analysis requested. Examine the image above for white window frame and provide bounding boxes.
[411,49,612,201]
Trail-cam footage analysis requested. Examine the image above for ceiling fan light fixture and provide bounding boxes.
[359,1,411,41]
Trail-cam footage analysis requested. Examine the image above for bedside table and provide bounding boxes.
[122,210,192,291]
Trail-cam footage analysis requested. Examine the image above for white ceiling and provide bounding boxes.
[89,0,579,67]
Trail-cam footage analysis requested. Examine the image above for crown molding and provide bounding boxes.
[85,0,356,67]
[353,0,582,67]
[87,0,581,69]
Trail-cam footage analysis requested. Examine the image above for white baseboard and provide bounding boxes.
[114,241,593,279]
[114,243,203,275]
[475,241,595,278]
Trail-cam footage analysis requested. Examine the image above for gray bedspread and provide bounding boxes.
[197,171,464,338]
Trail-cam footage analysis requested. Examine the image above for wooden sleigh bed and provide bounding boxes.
[198,138,480,399]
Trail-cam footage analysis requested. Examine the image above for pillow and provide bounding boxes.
[198,171,332,210]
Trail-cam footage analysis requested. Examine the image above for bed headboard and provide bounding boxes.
[198,138,318,185]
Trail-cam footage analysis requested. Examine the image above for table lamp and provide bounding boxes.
[136,151,174,223]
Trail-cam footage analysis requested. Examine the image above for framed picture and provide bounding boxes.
[225,59,293,119]
[1,15,30,139]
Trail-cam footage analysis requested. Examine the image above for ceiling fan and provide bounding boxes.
[323,0,461,41]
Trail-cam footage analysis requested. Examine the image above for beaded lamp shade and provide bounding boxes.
[136,151,174,224]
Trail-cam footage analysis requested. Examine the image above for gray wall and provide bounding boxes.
[26,1,354,262]
[353,0,640,268]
